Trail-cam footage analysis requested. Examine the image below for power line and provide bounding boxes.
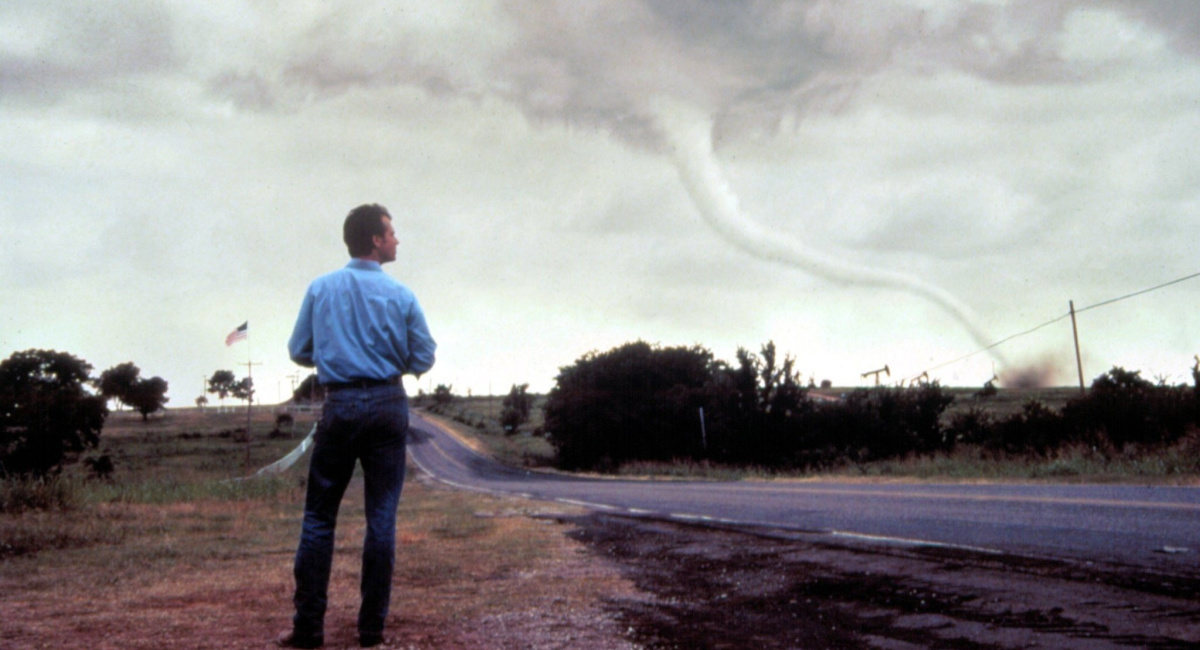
[922,313,1069,374]
[1074,270,1200,315]
[919,270,1200,378]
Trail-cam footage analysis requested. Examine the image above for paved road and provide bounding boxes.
[408,414,1200,574]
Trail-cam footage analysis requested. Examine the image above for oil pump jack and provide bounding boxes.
[861,364,890,386]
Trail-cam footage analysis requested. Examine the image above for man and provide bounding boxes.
[279,203,436,648]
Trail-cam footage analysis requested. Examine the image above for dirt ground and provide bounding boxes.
[559,512,1200,649]
[4,495,1199,649]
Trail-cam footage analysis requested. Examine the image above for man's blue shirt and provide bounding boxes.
[288,259,436,384]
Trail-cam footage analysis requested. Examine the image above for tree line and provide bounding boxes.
[0,348,256,478]
[543,340,1200,472]
[7,342,1200,479]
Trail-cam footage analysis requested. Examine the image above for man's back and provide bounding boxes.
[288,259,435,385]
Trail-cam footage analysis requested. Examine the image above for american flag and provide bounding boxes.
[225,321,248,346]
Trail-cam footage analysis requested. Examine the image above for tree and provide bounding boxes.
[544,341,715,470]
[195,395,208,409]
[125,376,169,420]
[98,362,169,420]
[207,370,237,405]
[0,349,108,477]
[1063,366,1192,448]
[231,377,254,406]
[433,384,455,406]
[500,383,534,433]
[97,362,141,409]
[704,341,813,465]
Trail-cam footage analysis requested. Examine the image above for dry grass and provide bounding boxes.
[840,437,1200,485]
[0,408,637,649]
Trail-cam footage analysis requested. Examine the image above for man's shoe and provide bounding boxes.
[359,632,385,647]
[275,630,324,648]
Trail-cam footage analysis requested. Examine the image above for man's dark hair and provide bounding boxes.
[343,203,392,257]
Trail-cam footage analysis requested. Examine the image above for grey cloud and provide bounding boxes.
[0,2,177,104]
[856,206,1037,261]
[207,71,276,111]
[1106,0,1200,56]
[268,1,1191,154]
[279,3,503,99]
[497,1,1081,139]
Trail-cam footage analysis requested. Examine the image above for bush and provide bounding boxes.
[0,350,108,478]
[84,454,115,480]
[994,400,1071,456]
[823,383,955,462]
[0,475,81,513]
[946,406,996,447]
[1063,367,1193,448]
[500,384,534,433]
[544,341,714,470]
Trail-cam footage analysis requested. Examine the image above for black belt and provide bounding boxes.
[323,377,399,391]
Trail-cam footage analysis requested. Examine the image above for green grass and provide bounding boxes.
[804,432,1200,484]
[613,459,782,481]
[0,474,85,514]
[421,395,556,467]
[605,440,1200,484]
[87,474,298,505]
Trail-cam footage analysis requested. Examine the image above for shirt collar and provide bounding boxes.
[347,259,383,272]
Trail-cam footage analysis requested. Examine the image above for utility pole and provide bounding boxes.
[1069,300,1085,394]
[240,360,263,473]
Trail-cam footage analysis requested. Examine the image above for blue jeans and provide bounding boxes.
[292,383,408,640]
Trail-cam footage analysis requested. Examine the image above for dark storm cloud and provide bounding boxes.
[267,1,1200,154]
[1108,0,1200,56]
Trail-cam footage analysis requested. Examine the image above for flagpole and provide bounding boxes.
[241,359,262,475]
[242,328,259,475]
[224,320,257,474]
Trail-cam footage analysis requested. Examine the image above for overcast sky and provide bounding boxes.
[4,1,1200,405]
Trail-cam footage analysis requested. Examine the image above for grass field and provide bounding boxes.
[940,385,1079,419]
[0,408,629,649]
[420,395,556,468]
